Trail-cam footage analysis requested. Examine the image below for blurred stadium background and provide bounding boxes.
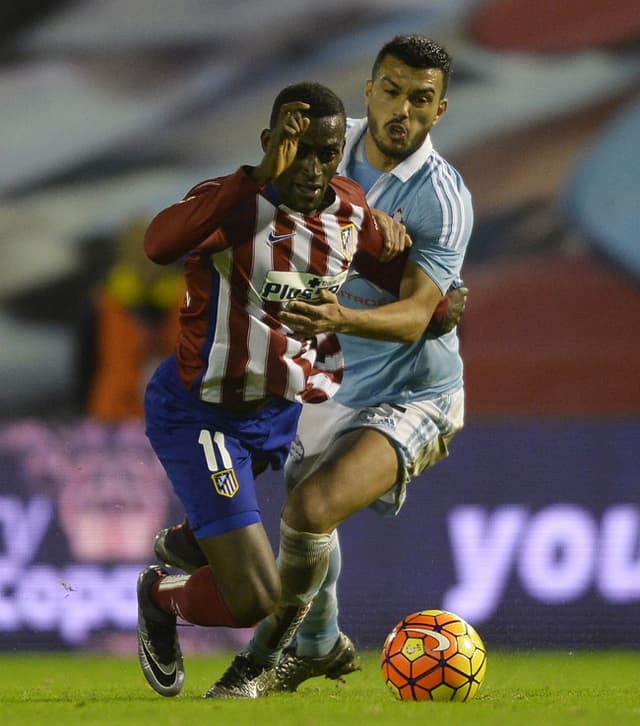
[1,0,639,654]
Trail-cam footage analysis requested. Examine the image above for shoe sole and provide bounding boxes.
[325,652,361,680]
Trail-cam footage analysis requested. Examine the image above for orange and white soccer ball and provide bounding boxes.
[381,609,487,702]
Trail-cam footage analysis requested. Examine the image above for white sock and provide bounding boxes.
[248,520,337,664]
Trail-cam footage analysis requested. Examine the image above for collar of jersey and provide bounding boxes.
[340,117,433,183]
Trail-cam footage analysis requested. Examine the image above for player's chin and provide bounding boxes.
[381,136,415,159]
[292,184,323,210]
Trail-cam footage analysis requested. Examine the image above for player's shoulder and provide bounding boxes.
[331,174,367,202]
[184,171,240,199]
[419,149,470,197]
[401,151,471,218]
[401,151,472,245]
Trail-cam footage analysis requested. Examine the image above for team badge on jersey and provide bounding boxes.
[211,469,239,498]
[340,224,356,262]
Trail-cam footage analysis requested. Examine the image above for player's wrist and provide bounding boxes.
[338,307,367,336]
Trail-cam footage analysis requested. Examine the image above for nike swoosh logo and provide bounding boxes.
[267,232,295,244]
[400,627,451,651]
[140,635,177,688]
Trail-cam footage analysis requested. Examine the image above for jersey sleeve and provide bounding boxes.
[359,208,384,257]
[356,194,384,258]
[408,184,473,294]
[144,166,261,264]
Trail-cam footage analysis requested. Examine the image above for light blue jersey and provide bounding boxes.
[334,118,473,407]
[256,118,475,663]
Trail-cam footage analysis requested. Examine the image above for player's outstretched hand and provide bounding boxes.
[371,208,412,261]
[252,102,311,186]
[280,289,344,337]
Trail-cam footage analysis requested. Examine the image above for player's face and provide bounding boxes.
[272,115,345,214]
[365,55,447,170]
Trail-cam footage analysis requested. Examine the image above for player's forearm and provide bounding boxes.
[144,167,260,264]
[336,299,432,344]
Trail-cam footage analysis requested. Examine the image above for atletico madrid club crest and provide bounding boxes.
[211,469,239,498]
[340,224,356,261]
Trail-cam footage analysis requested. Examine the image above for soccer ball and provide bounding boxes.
[381,609,487,702]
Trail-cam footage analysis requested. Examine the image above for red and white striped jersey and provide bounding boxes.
[144,166,383,404]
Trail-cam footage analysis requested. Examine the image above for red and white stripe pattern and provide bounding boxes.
[166,171,382,405]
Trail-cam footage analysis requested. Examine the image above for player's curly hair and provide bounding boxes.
[372,35,452,96]
[270,82,346,128]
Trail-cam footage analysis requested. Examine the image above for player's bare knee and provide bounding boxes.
[284,485,332,533]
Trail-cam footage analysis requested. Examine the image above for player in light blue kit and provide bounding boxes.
[258,34,473,693]
[153,34,472,697]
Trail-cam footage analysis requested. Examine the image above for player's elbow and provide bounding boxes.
[144,227,176,265]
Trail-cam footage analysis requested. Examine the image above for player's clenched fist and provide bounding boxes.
[252,102,311,185]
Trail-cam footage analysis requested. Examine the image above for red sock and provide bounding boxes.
[151,566,242,627]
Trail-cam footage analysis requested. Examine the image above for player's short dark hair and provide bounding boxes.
[270,82,346,128]
[372,34,452,97]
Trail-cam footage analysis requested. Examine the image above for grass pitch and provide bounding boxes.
[2,650,640,725]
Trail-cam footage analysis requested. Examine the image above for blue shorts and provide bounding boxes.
[145,356,302,538]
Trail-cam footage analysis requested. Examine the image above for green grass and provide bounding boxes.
[2,651,640,725]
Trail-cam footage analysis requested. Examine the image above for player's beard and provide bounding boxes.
[368,116,426,162]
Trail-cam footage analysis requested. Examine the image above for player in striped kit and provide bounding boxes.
[136,81,412,699]
[153,35,472,697]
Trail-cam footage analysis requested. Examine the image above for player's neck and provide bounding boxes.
[364,133,398,173]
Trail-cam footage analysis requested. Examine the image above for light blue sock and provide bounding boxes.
[249,522,336,665]
[294,534,342,657]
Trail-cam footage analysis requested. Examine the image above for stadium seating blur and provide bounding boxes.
[2,0,639,418]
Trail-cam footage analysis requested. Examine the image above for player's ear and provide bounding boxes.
[260,128,271,152]
[432,98,448,127]
[364,79,373,102]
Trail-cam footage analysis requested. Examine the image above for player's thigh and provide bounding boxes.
[364,391,465,516]
[285,427,400,532]
[285,397,359,490]
[148,425,258,528]
[149,424,280,614]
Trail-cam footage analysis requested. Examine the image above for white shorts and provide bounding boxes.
[284,388,464,517]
